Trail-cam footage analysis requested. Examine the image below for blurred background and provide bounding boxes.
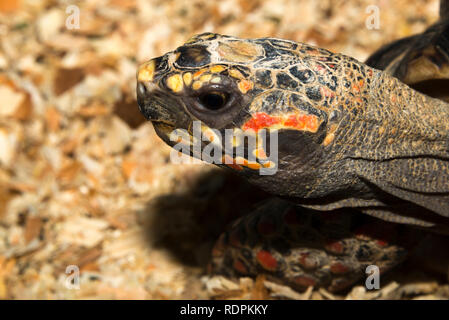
[0,0,444,299]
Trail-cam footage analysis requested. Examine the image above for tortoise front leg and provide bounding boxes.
[210,198,418,292]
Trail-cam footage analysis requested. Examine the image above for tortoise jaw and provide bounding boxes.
[152,122,178,147]
[137,81,181,124]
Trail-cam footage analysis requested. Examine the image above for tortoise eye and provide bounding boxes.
[198,91,229,110]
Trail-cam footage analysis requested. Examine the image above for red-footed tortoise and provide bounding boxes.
[136,2,449,292]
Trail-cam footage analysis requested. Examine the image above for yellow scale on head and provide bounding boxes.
[180,66,226,90]
[238,79,253,94]
[192,81,202,90]
[228,69,244,79]
[200,74,212,82]
[166,74,184,92]
[189,68,216,91]
[138,60,155,82]
[210,65,225,73]
[193,68,208,79]
[183,72,192,86]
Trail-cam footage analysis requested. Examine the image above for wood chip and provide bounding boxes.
[1,0,446,301]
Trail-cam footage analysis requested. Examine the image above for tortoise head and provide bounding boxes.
[137,33,356,197]
[137,33,259,138]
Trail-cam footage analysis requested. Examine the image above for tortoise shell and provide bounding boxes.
[366,2,449,101]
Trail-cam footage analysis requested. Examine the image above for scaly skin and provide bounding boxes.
[136,33,449,291]
[209,198,415,292]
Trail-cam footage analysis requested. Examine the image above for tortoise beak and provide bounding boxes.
[136,58,170,122]
[136,62,190,130]
[136,82,147,116]
[136,80,160,121]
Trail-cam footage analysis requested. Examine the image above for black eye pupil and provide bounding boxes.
[199,92,227,110]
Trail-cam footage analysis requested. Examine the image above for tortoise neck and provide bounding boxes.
[374,71,449,132]
[350,69,449,160]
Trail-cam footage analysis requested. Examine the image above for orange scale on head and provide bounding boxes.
[238,79,253,94]
[193,69,207,79]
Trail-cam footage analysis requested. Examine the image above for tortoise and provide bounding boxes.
[136,1,449,292]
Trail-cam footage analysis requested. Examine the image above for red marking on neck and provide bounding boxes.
[242,112,319,132]
[243,112,280,131]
